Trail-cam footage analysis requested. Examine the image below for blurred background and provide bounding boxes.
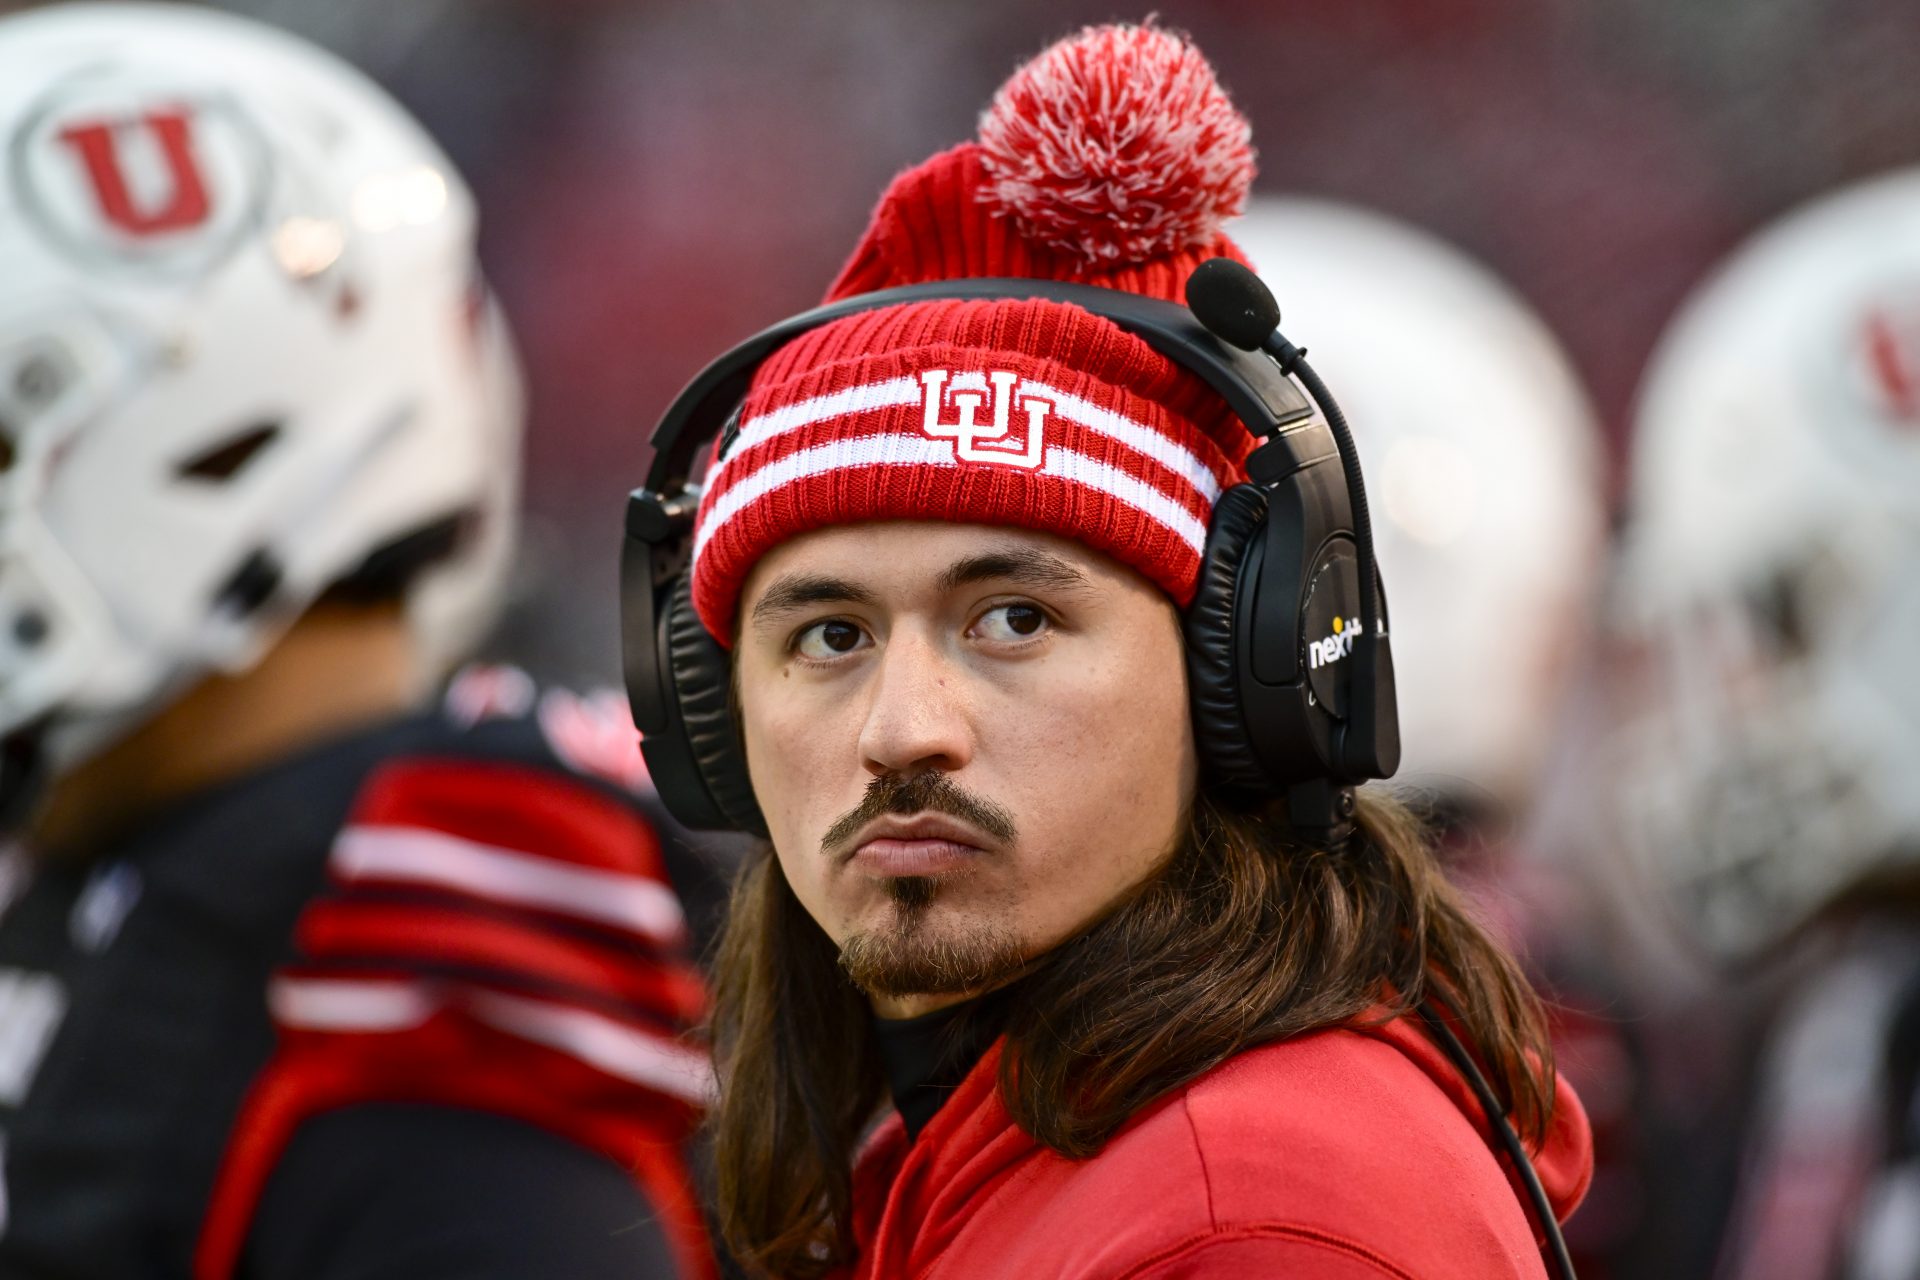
[10,2,1920,1276]
[5,0,1892,685]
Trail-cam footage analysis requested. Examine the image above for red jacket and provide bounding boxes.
[839,1015,1592,1279]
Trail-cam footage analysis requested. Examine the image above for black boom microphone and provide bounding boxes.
[1185,257,1397,782]
[1184,256,1281,352]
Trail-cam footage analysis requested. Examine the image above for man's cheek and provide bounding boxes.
[747,704,823,841]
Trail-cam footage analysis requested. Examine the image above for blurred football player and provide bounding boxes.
[1233,200,1675,1277]
[1609,167,1920,1280]
[0,6,716,1278]
[1229,198,1605,832]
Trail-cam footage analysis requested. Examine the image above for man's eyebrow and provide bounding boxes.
[749,573,878,624]
[937,547,1093,595]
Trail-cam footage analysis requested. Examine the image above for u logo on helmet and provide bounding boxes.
[56,109,212,237]
[918,369,1053,469]
[12,75,270,275]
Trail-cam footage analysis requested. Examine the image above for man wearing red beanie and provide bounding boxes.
[670,23,1592,1279]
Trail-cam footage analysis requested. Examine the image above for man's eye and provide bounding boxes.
[974,603,1049,643]
[794,619,870,660]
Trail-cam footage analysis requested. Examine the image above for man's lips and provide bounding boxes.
[853,838,982,876]
[844,812,993,875]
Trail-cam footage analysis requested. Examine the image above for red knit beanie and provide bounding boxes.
[691,23,1261,641]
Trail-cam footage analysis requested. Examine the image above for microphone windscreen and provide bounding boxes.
[1185,257,1280,351]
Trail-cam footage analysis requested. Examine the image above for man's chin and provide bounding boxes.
[836,910,1025,1001]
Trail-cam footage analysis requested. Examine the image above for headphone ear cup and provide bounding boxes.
[1185,483,1271,792]
[662,571,768,836]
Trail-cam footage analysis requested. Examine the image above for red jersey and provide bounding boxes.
[841,1014,1592,1279]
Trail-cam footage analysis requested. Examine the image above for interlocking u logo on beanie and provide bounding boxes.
[689,23,1261,642]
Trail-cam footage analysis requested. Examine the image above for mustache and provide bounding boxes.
[819,771,1018,858]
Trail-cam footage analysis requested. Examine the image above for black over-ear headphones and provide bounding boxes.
[619,261,1575,1280]
[621,261,1399,842]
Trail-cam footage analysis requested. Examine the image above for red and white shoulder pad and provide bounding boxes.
[194,755,713,1280]
[280,754,707,1081]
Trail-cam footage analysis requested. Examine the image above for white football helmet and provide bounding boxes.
[0,3,522,790]
[1608,169,1920,963]
[1230,198,1606,811]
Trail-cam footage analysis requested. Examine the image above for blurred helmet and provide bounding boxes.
[1608,169,1920,962]
[1231,198,1605,811]
[0,3,523,787]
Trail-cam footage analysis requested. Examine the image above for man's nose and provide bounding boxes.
[857,628,973,779]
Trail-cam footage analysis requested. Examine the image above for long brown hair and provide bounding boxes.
[707,787,1555,1278]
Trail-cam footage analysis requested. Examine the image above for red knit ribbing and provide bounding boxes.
[825,144,1254,304]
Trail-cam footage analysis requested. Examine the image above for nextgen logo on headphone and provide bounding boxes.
[1309,616,1363,670]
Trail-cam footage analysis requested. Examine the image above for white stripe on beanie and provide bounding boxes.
[1023,379,1226,503]
[693,429,1208,568]
[696,433,960,563]
[709,373,1227,505]
[710,376,923,485]
[1039,447,1210,551]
